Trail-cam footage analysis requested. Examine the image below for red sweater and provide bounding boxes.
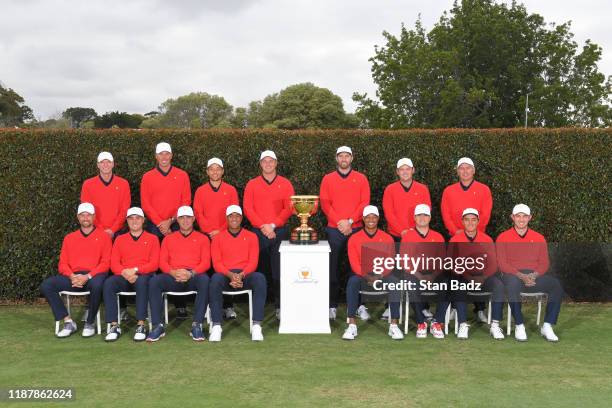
[140,166,191,225]
[110,231,160,275]
[80,175,131,233]
[159,230,210,274]
[211,228,259,276]
[320,169,370,228]
[448,231,497,277]
[496,228,549,276]
[382,180,431,237]
[193,181,239,234]
[400,228,446,275]
[441,180,493,235]
[348,228,395,276]
[58,228,112,276]
[243,175,295,228]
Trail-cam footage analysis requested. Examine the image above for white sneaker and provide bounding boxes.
[514,324,528,342]
[430,322,445,339]
[342,324,358,340]
[224,307,237,320]
[251,324,264,341]
[275,308,281,320]
[357,305,370,321]
[449,308,456,321]
[133,324,147,342]
[388,324,404,340]
[540,323,559,342]
[82,323,96,337]
[416,323,427,338]
[329,307,337,320]
[489,322,505,340]
[457,322,470,339]
[380,307,390,320]
[57,320,77,338]
[105,325,121,342]
[209,325,222,342]
[422,308,434,320]
[477,310,488,323]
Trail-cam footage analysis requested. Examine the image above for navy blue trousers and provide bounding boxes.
[502,272,563,325]
[209,272,267,324]
[148,273,209,325]
[253,226,288,308]
[453,275,505,324]
[40,273,107,324]
[405,274,450,324]
[326,226,360,308]
[346,274,401,320]
[103,274,151,323]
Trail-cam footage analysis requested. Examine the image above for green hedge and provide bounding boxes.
[0,128,610,301]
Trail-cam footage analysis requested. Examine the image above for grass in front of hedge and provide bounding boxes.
[1,303,611,408]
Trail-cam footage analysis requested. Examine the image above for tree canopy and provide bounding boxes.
[142,92,233,129]
[62,107,97,128]
[0,84,34,127]
[353,0,611,128]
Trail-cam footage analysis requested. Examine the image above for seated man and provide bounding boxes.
[104,207,160,342]
[400,204,448,339]
[209,205,266,342]
[342,205,403,341]
[496,204,563,342]
[147,206,211,342]
[40,203,111,338]
[448,208,505,340]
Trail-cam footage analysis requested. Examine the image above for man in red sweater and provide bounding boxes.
[320,146,370,320]
[441,157,493,322]
[193,157,240,320]
[400,204,448,339]
[342,205,402,340]
[243,150,294,317]
[80,151,131,238]
[140,142,191,239]
[209,205,266,342]
[448,208,505,340]
[496,204,563,342]
[146,206,211,342]
[40,203,112,338]
[103,207,160,342]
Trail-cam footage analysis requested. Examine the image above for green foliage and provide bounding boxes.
[144,92,233,129]
[93,111,144,128]
[62,107,97,128]
[0,84,34,126]
[0,128,609,301]
[354,0,612,128]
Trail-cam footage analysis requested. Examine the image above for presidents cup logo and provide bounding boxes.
[295,266,317,283]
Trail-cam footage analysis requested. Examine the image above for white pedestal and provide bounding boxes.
[278,241,331,334]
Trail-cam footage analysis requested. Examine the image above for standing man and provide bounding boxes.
[141,142,192,318]
[40,203,111,338]
[209,205,267,342]
[342,206,402,341]
[448,208,505,340]
[193,157,240,320]
[496,204,563,342]
[80,151,131,239]
[146,206,211,342]
[441,157,493,323]
[243,150,294,318]
[320,146,370,320]
[103,207,160,342]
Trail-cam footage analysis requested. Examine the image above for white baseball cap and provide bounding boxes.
[462,208,479,217]
[97,151,114,163]
[259,150,277,161]
[512,204,531,216]
[77,202,95,215]
[156,142,172,154]
[177,206,194,217]
[396,158,414,168]
[362,205,379,217]
[457,157,475,168]
[226,205,243,216]
[207,157,223,168]
[336,146,352,156]
[126,207,144,218]
[414,204,431,216]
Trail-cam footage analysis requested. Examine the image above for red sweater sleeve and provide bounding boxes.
[90,234,112,276]
[347,236,361,276]
[159,237,171,273]
[111,179,131,232]
[58,236,72,276]
[140,238,160,274]
[141,174,163,226]
[479,185,493,230]
[535,243,550,276]
[382,185,401,235]
[483,242,498,277]
[181,171,192,207]
[423,185,432,207]
[193,237,211,274]
[80,181,90,204]
[193,188,205,231]
[273,180,295,227]
[495,241,521,275]
[242,235,259,276]
[441,188,459,235]
[243,181,264,227]
[211,236,230,275]
[230,186,239,206]
[350,176,370,222]
[319,176,341,225]
[110,240,125,275]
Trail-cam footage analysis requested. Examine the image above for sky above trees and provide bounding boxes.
[1,0,610,119]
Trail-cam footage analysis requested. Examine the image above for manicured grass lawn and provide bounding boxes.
[1,303,611,407]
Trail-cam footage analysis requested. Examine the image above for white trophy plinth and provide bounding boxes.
[278,241,331,334]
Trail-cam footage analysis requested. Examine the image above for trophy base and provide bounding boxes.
[290,227,319,245]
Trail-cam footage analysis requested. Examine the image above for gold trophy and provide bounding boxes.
[289,195,319,244]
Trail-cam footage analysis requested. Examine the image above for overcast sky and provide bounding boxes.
[1,0,610,119]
